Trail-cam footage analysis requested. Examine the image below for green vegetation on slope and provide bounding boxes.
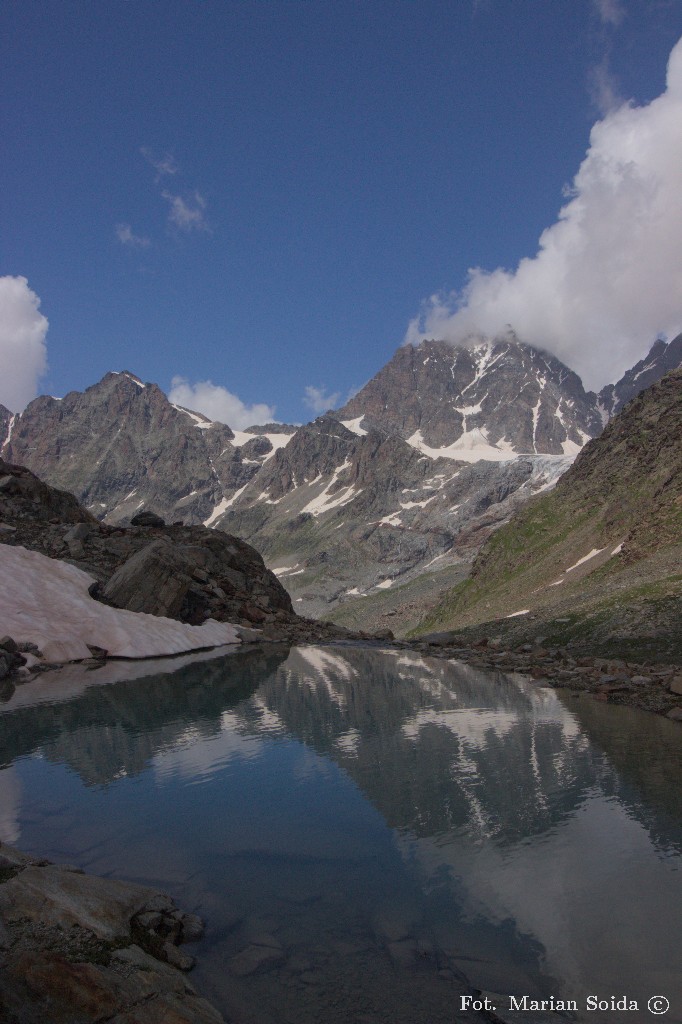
[411,369,682,654]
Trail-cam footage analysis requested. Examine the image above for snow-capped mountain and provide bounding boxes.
[336,334,602,456]
[2,331,679,624]
[2,371,296,525]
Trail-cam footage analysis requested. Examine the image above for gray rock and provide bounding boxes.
[64,522,91,542]
[669,675,682,696]
[112,943,190,986]
[181,912,205,943]
[131,510,166,527]
[104,539,192,617]
[163,940,196,971]
[0,864,164,941]
[67,538,86,558]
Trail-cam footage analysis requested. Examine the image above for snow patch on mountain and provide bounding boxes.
[340,416,368,436]
[406,427,518,463]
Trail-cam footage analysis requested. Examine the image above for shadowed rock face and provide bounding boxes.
[0,405,11,446]
[0,457,295,630]
[100,527,295,626]
[598,332,682,419]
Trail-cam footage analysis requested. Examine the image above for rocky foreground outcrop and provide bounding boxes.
[0,457,294,630]
[0,458,364,669]
[0,842,224,1024]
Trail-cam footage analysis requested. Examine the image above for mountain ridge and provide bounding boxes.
[413,368,682,660]
[2,331,680,625]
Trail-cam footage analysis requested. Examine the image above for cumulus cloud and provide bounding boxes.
[162,191,210,233]
[168,376,276,429]
[0,276,48,412]
[303,385,341,414]
[115,223,151,248]
[405,37,682,390]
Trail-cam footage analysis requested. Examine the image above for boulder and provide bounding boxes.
[669,675,682,696]
[130,510,166,527]
[0,865,164,942]
[104,540,192,618]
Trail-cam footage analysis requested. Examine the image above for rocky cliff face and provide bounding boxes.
[1,371,295,526]
[336,334,603,454]
[215,412,574,619]
[0,404,11,445]
[598,332,682,420]
[1,333,678,630]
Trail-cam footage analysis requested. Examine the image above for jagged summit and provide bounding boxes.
[1,370,284,525]
[598,332,682,420]
[336,335,603,456]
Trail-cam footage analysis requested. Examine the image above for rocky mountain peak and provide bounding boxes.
[337,335,602,456]
[598,332,682,420]
[1,371,270,525]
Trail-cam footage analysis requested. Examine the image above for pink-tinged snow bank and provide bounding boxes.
[1,544,241,661]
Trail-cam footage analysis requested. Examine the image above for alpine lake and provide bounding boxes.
[1,643,680,1024]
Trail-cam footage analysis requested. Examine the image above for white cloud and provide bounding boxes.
[592,0,625,28]
[162,190,210,233]
[0,276,48,413]
[588,56,623,116]
[115,223,151,248]
[140,147,179,179]
[168,376,276,429]
[405,37,682,390]
[303,385,341,414]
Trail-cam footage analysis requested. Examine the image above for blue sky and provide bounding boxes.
[2,1,682,424]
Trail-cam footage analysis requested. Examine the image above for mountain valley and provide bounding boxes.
[2,331,681,635]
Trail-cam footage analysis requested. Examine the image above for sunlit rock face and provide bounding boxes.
[336,336,603,454]
[1,370,295,526]
[2,334,678,627]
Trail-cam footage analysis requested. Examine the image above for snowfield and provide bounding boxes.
[1,544,241,662]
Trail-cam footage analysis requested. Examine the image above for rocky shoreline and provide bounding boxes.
[4,617,682,723]
[399,632,682,721]
[0,841,224,1024]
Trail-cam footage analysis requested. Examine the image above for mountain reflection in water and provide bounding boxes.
[1,644,680,1024]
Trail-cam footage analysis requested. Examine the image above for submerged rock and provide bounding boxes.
[0,841,225,1024]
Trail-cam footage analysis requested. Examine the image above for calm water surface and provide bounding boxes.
[1,644,681,1024]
